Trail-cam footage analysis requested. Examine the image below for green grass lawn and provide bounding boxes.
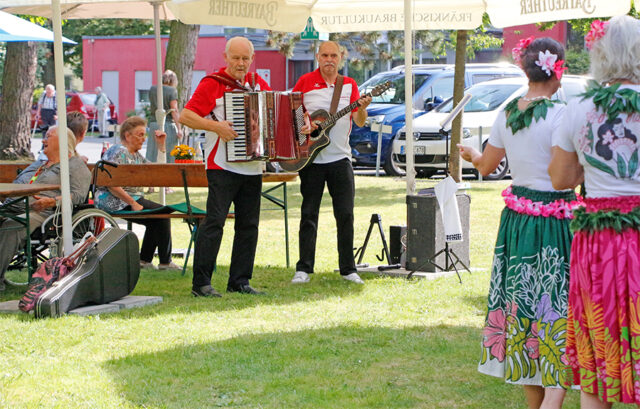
[0,176,592,408]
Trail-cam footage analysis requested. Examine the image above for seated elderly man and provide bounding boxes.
[0,126,91,291]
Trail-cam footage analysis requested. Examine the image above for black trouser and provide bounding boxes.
[41,108,56,129]
[192,169,262,289]
[296,158,356,276]
[123,197,172,264]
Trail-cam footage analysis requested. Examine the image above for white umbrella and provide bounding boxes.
[1,0,174,254]
[0,9,75,43]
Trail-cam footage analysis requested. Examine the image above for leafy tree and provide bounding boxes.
[164,21,200,113]
[58,18,171,79]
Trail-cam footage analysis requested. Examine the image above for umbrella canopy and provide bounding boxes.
[168,0,484,32]
[0,9,75,42]
[2,0,173,20]
[486,0,630,28]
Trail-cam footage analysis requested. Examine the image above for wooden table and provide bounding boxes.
[0,183,60,276]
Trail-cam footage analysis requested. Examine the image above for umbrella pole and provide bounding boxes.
[153,2,167,205]
[404,0,415,195]
[52,0,73,255]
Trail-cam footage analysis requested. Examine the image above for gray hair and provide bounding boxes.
[225,36,254,55]
[162,69,178,87]
[590,15,640,84]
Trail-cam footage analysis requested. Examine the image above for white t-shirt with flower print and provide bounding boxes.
[552,85,640,198]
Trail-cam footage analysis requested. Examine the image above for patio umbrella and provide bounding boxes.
[168,0,631,194]
[1,0,175,254]
[0,9,75,43]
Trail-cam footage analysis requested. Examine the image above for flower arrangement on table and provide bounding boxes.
[171,144,198,163]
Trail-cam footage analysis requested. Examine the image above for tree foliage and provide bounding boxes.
[266,16,502,73]
[60,18,171,78]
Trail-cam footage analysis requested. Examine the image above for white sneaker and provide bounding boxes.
[342,273,364,284]
[158,261,181,271]
[140,260,158,270]
[291,271,310,284]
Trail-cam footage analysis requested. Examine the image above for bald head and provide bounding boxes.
[225,36,254,55]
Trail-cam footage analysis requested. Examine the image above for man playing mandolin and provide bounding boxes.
[290,41,372,285]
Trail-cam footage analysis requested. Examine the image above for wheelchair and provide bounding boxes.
[4,160,120,287]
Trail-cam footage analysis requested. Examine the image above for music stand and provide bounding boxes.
[407,94,472,283]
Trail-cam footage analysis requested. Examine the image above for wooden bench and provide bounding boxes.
[0,162,297,272]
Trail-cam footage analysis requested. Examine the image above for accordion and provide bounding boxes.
[224,91,309,162]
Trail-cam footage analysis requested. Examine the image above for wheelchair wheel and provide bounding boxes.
[50,209,120,258]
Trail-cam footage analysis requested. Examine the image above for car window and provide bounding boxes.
[80,94,97,105]
[471,73,522,84]
[422,76,454,106]
[437,84,523,113]
[360,73,430,104]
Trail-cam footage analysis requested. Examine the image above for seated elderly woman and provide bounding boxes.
[0,126,91,291]
[95,116,180,271]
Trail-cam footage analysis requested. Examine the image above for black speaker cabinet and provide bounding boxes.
[406,193,470,272]
[389,225,407,265]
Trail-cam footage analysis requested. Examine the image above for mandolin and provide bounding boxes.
[280,81,391,172]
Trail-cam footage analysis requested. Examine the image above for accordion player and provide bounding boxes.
[223,91,310,162]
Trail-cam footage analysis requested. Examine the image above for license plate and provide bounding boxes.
[400,145,426,155]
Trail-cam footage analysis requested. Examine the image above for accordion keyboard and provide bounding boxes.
[225,93,250,161]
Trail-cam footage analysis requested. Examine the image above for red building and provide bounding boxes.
[82,34,290,122]
[502,23,568,58]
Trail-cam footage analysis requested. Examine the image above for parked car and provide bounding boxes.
[30,91,118,132]
[349,63,526,175]
[391,75,590,179]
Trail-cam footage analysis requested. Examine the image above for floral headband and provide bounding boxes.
[535,50,567,80]
[584,20,609,50]
[511,36,535,67]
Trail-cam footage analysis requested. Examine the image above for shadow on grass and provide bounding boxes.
[0,264,371,319]
[103,325,527,409]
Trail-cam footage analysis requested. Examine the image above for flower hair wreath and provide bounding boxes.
[511,36,534,67]
[535,50,567,80]
[585,20,609,50]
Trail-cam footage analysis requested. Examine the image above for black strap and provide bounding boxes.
[330,75,344,114]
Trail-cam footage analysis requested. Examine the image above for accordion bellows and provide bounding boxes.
[224,91,310,162]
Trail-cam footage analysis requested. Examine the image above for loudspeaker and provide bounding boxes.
[389,225,407,265]
[406,193,470,272]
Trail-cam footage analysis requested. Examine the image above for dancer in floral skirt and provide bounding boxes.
[549,16,640,408]
[459,37,580,408]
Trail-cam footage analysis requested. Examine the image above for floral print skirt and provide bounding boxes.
[565,195,640,403]
[478,187,576,387]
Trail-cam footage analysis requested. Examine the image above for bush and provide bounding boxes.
[565,49,590,75]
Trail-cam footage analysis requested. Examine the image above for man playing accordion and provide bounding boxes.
[180,36,271,297]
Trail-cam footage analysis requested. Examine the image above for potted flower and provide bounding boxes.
[171,144,198,163]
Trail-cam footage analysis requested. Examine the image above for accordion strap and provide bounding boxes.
[330,75,344,115]
[207,73,251,92]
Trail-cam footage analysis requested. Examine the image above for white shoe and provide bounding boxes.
[291,271,310,284]
[342,273,364,284]
[158,261,181,271]
[140,260,158,270]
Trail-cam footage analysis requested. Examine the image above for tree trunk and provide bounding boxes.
[42,42,56,87]
[448,30,468,183]
[0,41,38,160]
[165,21,200,111]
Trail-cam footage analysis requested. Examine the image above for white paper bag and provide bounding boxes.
[434,176,463,242]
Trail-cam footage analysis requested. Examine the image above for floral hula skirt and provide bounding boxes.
[565,195,640,403]
[478,185,581,387]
